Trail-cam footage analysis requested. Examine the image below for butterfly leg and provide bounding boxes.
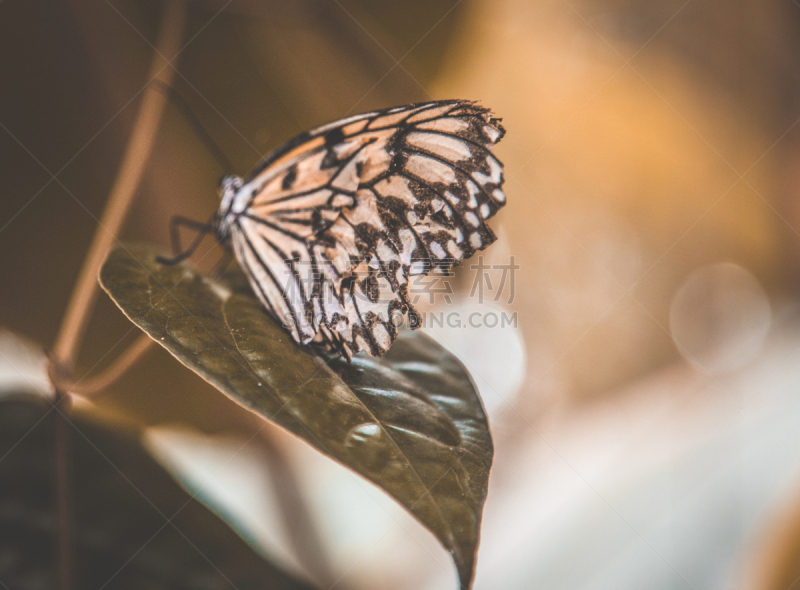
[155,215,214,266]
[169,216,209,256]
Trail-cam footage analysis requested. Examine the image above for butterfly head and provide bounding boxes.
[216,175,245,241]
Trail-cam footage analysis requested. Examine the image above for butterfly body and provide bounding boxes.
[215,100,506,360]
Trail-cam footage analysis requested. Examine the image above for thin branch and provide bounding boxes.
[48,4,188,589]
[51,334,156,398]
[53,391,72,590]
[51,0,187,374]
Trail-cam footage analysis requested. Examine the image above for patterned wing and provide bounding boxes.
[226,100,506,359]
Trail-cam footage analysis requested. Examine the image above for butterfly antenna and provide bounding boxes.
[149,79,235,174]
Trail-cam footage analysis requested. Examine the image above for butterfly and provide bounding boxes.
[170,100,506,361]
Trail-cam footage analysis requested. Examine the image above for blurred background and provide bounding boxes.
[3,0,800,588]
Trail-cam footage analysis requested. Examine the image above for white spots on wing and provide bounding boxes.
[493,188,506,203]
[471,232,483,248]
[455,227,464,243]
[443,204,452,217]
[410,260,427,275]
[405,154,456,185]
[376,240,395,265]
[431,241,447,259]
[399,228,415,247]
[417,117,470,134]
[466,180,479,208]
[432,198,444,212]
[406,131,471,161]
[466,212,480,227]
[488,157,503,183]
[480,203,491,219]
[473,157,504,186]
[368,255,380,270]
[444,191,460,205]
[373,324,391,349]
[399,228,416,266]
[407,210,418,224]
[447,240,462,258]
[483,124,501,142]
[472,170,490,187]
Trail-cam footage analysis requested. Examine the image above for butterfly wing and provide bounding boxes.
[228,100,506,359]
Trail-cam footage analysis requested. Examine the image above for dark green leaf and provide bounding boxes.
[100,244,493,588]
[0,393,316,590]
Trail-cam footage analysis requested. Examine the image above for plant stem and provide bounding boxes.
[53,390,72,590]
[48,4,187,589]
[51,334,155,398]
[51,1,186,374]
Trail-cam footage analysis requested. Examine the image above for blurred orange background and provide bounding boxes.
[3,0,800,588]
